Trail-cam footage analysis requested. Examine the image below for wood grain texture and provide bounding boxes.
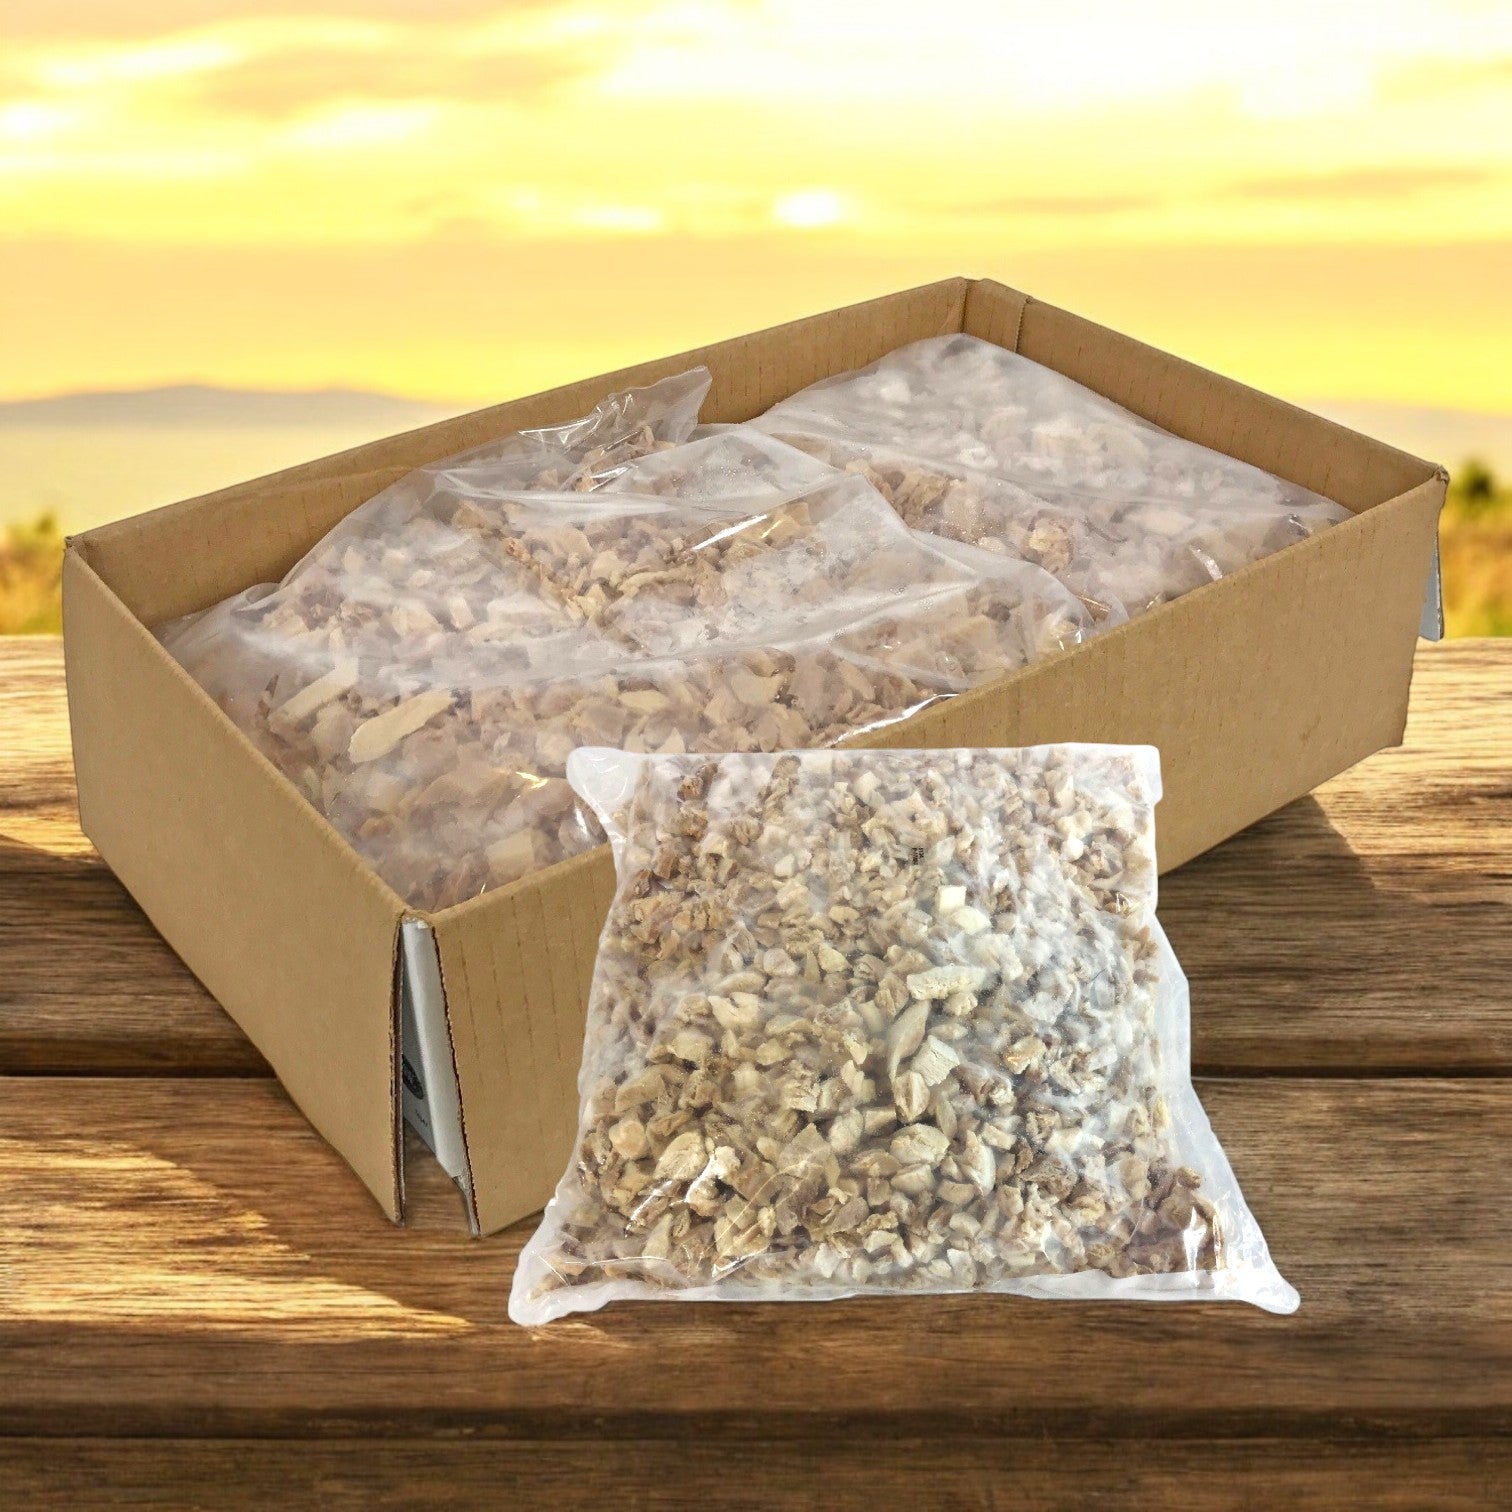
[1162,640,1512,1074]
[2,1438,1507,1511]
[0,638,265,1074]
[3,1075,1508,1439]
[2,637,1510,1076]
[2,637,1509,1503]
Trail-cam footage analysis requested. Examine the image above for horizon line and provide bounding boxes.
[2,383,1511,425]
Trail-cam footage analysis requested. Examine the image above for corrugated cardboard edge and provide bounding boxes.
[389,930,406,1221]
[963,278,1028,351]
[63,544,408,1220]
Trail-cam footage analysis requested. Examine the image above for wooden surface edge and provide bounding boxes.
[1,1435,1507,1510]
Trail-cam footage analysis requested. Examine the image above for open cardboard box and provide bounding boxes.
[62,277,1446,1235]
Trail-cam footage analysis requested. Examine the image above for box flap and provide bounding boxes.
[63,547,406,1218]
[994,287,1441,512]
[399,916,474,1227]
[432,845,616,1236]
[1419,523,1447,641]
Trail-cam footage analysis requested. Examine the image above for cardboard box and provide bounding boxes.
[62,277,1446,1235]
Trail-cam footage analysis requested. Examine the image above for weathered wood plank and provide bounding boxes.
[2,1076,1507,1437]
[1161,640,1512,1072]
[4,637,1509,1075]
[0,844,264,1073]
[0,638,265,1074]
[2,1437,1506,1510]
[0,637,79,851]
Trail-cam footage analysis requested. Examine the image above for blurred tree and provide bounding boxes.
[1455,459,1498,514]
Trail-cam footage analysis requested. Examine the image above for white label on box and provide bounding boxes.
[399,917,475,1227]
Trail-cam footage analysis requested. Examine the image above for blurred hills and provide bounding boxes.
[0,385,459,429]
[2,385,1506,475]
[1309,400,1512,476]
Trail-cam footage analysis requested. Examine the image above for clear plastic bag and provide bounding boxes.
[510,745,1298,1323]
[157,369,714,714]
[279,647,946,909]
[833,534,1102,691]
[598,424,838,502]
[754,334,1351,620]
[488,435,983,659]
[161,382,1090,909]
[610,427,1096,677]
[306,366,716,563]
[156,371,712,907]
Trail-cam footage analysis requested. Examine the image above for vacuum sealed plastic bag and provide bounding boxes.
[510,745,1298,1323]
[754,335,1351,621]
[160,381,1089,909]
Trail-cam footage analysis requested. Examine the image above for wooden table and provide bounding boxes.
[3,637,1509,1507]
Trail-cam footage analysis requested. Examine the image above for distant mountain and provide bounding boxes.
[3,384,1507,477]
[1306,400,1512,477]
[0,384,462,429]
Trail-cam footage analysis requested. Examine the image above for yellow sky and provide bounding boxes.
[3,0,1511,409]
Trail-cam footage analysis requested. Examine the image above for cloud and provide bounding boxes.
[188,42,589,119]
[1227,165,1494,201]
[2,2,548,40]
[1381,52,1512,99]
[949,193,1160,218]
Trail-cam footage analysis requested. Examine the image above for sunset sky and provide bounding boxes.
[3,0,1511,412]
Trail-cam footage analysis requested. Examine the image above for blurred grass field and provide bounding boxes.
[0,513,63,635]
[1439,463,1512,637]
[2,467,1507,638]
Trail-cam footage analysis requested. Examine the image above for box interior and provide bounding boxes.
[66,276,1446,1233]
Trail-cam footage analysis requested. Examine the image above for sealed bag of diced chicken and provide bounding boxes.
[510,744,1298,1323]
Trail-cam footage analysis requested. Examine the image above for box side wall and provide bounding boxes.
[434,850,616,1236]
[1007,289,1439,511]
[858,475,1445,867]
[63,547,406,1218]
[446,472,1443,1233]
[80,280,970,627]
